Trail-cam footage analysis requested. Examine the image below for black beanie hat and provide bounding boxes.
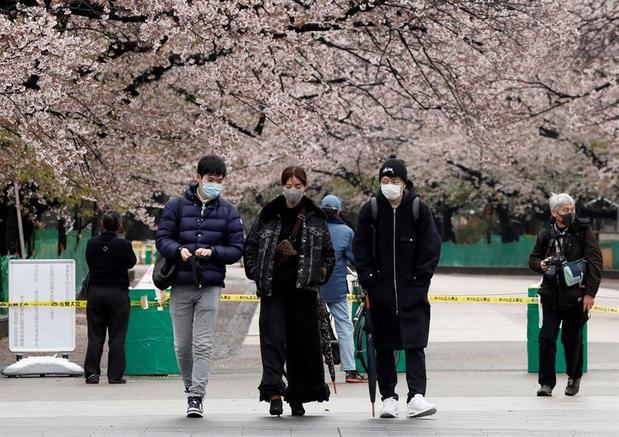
[379,158,408,181]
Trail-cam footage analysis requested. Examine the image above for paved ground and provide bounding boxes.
[1,266,618,435]
[1,371,618,436]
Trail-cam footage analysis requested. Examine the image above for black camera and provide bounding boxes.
[543,256,562,278]
[542,256,562,267]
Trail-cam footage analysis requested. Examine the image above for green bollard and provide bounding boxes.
[527,285,587,373]
[125,289,179,375]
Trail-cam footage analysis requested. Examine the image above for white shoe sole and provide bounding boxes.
[187,409,203,418]
[379,411,399,418]
[408,406,437,418]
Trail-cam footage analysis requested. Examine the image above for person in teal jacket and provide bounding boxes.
[319,195,367,383]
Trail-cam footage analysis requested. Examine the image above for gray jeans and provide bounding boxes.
[169,284,221,398]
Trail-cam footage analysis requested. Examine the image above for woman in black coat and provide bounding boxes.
[84,211,137,384]
[243,166,335,416]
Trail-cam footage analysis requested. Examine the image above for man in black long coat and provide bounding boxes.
[353,158,441,419]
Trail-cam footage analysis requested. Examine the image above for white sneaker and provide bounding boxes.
[379,397,399,418]
[407,394,437,418]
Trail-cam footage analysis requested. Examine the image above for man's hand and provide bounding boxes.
[540,260,549,272]
[195,248,212,257]
[180,248,193,261]
[583,294,595,313]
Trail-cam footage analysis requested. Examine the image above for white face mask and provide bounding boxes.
[381,184,402,200]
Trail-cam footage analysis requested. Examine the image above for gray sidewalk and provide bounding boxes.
[1,369,618,436]
[1,269,617,435]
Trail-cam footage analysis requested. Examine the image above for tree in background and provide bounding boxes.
[0,1,616,231]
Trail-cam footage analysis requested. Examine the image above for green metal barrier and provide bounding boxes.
[527,286,588,373]
[125,289,179,375]
[0,255,18,316]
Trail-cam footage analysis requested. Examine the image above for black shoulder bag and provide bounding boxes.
[153,197,184,290]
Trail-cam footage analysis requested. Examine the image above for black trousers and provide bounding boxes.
[84,286,130,381]
[377,347,426,402]
[258,290,330,404]
[538,304,586,388]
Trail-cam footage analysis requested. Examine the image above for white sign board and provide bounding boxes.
[133,264,156,290]
[8,259,76,353]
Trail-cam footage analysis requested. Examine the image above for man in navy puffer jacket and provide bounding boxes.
[156,155,244,418]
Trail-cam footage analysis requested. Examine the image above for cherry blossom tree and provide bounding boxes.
[0,0,616,229]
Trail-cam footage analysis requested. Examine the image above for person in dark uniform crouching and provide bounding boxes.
[84,211,137,384]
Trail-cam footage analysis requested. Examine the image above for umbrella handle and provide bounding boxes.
[365,294,371,310]
[371,402,375,417]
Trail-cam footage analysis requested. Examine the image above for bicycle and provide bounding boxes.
[348,267,400,373]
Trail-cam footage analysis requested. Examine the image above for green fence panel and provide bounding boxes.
[439,236,537,268]
[599,240,619,270]
[31,229,89,292]
[527,286,587,373]
[440,235,618,270]
[125,289,179,375]
[0,255,18,316]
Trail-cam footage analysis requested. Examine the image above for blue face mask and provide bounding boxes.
[202,182,223,200]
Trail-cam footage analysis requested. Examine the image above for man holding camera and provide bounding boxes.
[529,193,602,397]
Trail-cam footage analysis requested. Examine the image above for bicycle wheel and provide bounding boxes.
[353,309,368,373]
[354,308,401,373]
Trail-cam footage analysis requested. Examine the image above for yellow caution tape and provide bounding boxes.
[1,294,617,314]
[428,295,539,304]
[591,305,619,314]
[220,294,260,302]
[0,301,87,308]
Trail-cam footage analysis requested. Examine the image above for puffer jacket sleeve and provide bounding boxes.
[210,203,244,265]
[318,219,335,285]
[155,197,183,261]
[583,227,603,297]
[243,218,261,281]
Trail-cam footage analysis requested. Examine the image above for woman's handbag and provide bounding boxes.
[275,209,305,263]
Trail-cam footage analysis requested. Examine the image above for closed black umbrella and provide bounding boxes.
[317,298,338,394]
[363,294,378,417]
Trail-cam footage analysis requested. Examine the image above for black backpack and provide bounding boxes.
[153,197,184,290]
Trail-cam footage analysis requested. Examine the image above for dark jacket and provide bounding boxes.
[243,195,335,297]
[353,184,442,349]
[86,231,137,290]
[529,217,602,309]
[155,184,244,287]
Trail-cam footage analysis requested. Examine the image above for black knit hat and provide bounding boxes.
[379,158,408,181]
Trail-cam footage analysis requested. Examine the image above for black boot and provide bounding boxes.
[290,402,305,416]
[85,374,99,384]
[565,378,581,396]
[269,398,283,416]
